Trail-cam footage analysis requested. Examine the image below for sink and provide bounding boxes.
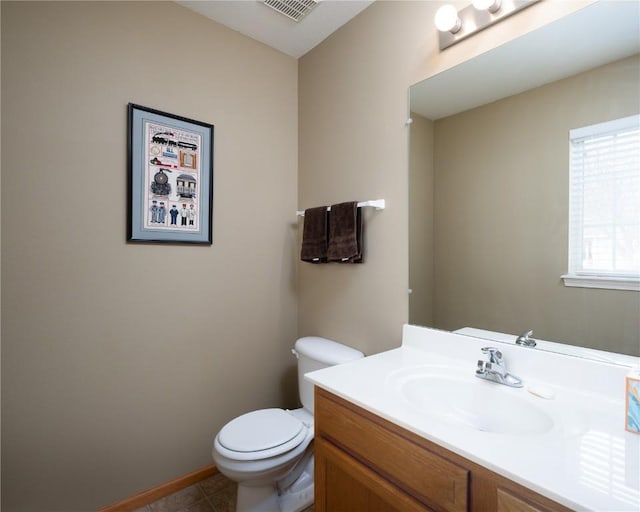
[395,369,554,436]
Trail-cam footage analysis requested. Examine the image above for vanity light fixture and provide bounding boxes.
[472,0,501,13]
[436,0,540,51]
[435,4,462,33]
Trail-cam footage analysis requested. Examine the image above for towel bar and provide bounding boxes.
[296,199,385,217]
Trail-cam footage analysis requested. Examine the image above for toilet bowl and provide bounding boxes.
[213,408,313,486]
[211,337,364,512]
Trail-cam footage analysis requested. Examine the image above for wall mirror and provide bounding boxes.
[409,1,640,362]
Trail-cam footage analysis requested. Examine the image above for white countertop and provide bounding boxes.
[306,324,640,511]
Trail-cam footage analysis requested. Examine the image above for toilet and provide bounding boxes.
[211,336,364,512]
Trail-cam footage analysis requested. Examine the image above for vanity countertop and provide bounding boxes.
[306,324,640,512]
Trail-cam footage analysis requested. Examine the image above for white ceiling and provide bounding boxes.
[177,0,374,58]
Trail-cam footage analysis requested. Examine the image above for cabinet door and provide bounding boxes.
[497,488,550,512]
[315,438,433,512]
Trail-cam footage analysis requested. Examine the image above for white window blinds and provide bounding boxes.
[565,114,640,290]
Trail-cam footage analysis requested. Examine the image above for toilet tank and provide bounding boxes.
[293,336,364,413]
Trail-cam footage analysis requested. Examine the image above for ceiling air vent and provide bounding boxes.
[261,0,318,22]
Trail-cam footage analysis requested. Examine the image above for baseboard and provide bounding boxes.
[97,464,218,512]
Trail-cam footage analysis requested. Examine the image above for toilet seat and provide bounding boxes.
[216,408,308,461]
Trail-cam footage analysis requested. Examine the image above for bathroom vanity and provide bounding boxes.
[306,325,640,512]
[315,388,569,511]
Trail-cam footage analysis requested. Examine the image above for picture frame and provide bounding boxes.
[127,103,214,244]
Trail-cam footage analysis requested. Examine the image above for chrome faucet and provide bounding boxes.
[515,329,536,348]
[475,347,523,388]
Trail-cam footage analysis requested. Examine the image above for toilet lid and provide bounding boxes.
[218,408,305,454]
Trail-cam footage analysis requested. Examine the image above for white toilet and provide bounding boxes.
[211,336,364,512]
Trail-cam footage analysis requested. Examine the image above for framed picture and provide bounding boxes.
[127,103,214,244]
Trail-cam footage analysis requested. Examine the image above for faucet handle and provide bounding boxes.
[481,346,502,363]
[516,329,536,347]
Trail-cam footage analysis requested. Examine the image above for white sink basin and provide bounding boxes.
[395,368,554,436]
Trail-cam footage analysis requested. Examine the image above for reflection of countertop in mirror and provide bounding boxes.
[454,327,640,367]
[306,324,640,511]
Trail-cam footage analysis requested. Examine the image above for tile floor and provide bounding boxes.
[133,473,314,512]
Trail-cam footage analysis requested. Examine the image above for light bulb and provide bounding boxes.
[434,4,462,33]
[472,0,501,13]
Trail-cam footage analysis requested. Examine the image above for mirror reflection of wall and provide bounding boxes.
[410,0,640,359]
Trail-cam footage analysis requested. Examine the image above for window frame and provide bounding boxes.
[561,114,640,292]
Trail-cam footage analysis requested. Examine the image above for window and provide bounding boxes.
[562,114,640,291]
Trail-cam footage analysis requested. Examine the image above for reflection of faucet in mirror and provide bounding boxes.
[476,347,523,388]
[516,330,536,348]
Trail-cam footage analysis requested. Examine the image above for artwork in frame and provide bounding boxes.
[128,103,214,244]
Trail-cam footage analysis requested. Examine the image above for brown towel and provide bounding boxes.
[301,206,328,263]
[351,206,364,263]
[327,202,363,263]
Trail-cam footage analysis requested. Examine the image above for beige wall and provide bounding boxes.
[297,0,594,355]
[1,2,298,510]
[409,113,434,328]
[431,56,640,355]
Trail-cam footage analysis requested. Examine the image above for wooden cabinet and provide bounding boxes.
[314,388,572,512]
[497,488,550,512]
[315,438,431,511]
